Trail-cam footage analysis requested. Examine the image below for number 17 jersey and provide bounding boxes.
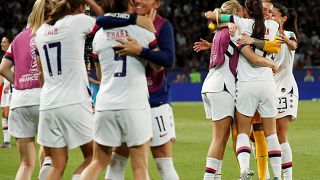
[35,14,96,110]
[93,25,157,111]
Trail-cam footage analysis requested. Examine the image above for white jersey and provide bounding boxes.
[232,16,279,82]
[201,48,236,96]
[274,31,298,97]
[35,14,95,110]
[93,25,156,110]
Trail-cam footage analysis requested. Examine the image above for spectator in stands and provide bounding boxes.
[189,68,201,83]
[304,69,315,82]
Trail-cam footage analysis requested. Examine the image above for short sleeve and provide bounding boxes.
[3,44,13,61]
[74,14,96,35]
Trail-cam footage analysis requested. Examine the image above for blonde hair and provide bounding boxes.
[27,0,57,35]
[214,0,242,28]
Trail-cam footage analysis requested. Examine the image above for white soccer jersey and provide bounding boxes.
[273,31,299,97]
[232,16,279,82]
[35,14,95,110]
[93,25,156,110]
[201,48,236,96]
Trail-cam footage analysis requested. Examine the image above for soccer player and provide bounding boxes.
[80,0,160,179]
[96,0,178,179]
[35,0,98,179]
[0,0,55,178]
[205,0,282,179]
[273,4,299,179]
[0,35,12,148]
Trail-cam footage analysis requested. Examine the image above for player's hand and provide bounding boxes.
[277,34,291,45]
[147,7,157,22]
[137,10,156,33]
[270,61,279,73]
[227,23,237,37]
[237,34,254,45]
[204,11,215,21]
[193,38,212,52]
[3,84,10,94]
[114,37,142,56]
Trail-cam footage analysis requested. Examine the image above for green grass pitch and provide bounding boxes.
[0,100,319,179]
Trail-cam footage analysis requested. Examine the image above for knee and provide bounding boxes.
[20,159,36,169]
[276,131,287,143]
[151,143,172,158]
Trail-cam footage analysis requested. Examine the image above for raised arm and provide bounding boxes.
[86,0,103,16]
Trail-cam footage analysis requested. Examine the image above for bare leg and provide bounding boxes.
[15,137,36,180]
[73,141,93,175]
[44,146,68,180]
[129,143,150,180]
[80,142,112,180]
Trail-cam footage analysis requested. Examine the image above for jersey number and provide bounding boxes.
[156,116,166,132]
[278,97,287,110]
[43,42,61,76]
[113,49,126,77]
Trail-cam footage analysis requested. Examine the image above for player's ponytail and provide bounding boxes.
[285,8,300,41]
[47,0,86,25]
[27,0,56,35]
[245,0,265,39]
[274,3,300,41]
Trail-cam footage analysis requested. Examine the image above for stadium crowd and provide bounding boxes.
[1,0,319,70]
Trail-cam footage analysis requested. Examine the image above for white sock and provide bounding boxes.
[155,157,179,180]
[105,152,128,180]
[203,157,220,180]
[72,174,81,180]
[251,143,256,160]
[38,158,51,180]
[236,133,251,173]
[281,142,292,180]
[2,118,10,143]
[214,161,222,180]
[266,134,282,178]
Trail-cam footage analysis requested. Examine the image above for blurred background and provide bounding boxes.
[0,0,319,100]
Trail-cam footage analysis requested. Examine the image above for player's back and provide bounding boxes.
[233,16,279,81]
[35,14,95,110]
[93,25,156,111]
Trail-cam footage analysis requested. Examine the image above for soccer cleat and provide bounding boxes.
[240,169,254,180]
[0,142,11,148]
[273,177,282,180]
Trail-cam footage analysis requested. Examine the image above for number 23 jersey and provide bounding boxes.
[93,25,157,111]
[35,14,95,110]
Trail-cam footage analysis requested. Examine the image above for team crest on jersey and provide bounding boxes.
[281,88,286,92]
[29,36,39,74]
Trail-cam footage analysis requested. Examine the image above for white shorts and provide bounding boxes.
[202,91,235,121]
[8,105,39,138]
[0,92,11,107]
[276,93,298,120]
[37,102,94,150]
[94,107,152,147]
[236,81,277,118]
[150,104,176,147]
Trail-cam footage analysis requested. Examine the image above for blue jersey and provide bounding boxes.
[146,15,175,107]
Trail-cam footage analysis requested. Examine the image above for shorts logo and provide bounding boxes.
[160,133,168,138]
[281,88,286,93]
